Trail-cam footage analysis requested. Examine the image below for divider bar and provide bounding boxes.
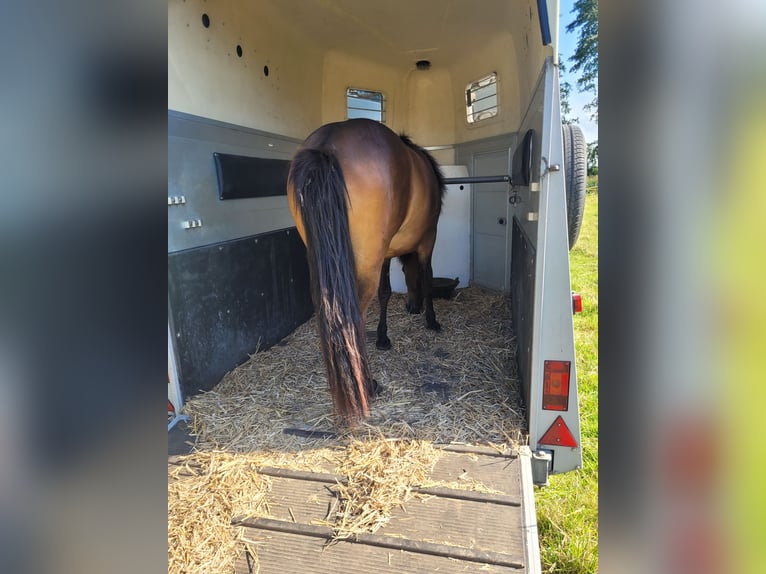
[444,175,511,185]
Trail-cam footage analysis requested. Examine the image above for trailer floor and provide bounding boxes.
[231,445,533,574]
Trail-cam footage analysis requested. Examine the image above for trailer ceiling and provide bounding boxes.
[266,0,518,69]
[169,0,550,142]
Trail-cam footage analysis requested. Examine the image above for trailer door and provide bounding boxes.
[513,57,582,474]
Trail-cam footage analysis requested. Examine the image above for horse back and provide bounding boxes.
[291,119,442,261]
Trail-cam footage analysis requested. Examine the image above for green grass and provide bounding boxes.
[535,180,598,573]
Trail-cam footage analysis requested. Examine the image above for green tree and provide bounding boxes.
[559,55,578,125]
[587,140,599,175]
[566,0,598,121]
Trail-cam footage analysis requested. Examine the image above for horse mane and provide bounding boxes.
[399,133,446,203]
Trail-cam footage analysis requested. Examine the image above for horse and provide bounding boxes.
[287,118,446,422]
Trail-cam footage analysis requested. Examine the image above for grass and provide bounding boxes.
[535,177,598,573]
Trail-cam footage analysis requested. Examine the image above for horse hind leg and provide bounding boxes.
[376,258,392,350]
[400,252,423,314]
[356,264,385,397]
[419,250,441,331]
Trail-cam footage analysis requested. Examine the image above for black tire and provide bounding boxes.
[562,124,587,249]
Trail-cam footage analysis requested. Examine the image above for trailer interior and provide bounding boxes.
[169,2,579,573]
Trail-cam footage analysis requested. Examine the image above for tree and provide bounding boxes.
[587,141,599,175]
[559,55,578,125]
[566,0,598,122]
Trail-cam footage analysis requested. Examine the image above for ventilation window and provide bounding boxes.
[466,72,498,124]
[346,88,386,123]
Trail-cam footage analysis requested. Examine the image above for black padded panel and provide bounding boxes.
[213,152,291,200]
[168,228,313,398]
[511,129,535,187]
[511,217,536,413]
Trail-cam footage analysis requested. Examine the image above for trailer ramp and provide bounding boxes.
[233,445,540,574]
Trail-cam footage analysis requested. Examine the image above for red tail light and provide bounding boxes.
[572,292,583,313]
[543,360,571,411]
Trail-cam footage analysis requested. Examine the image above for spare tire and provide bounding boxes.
[561,124,587,249]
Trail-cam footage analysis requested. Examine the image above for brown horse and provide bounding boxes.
[287,118,445,422]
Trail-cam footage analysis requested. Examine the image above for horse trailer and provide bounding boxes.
[168,1,586,572]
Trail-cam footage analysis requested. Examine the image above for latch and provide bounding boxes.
[168,195,186,206]
[541,156,561,176]
[182,219,203,229]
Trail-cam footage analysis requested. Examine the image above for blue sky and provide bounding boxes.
[558,0,598,143]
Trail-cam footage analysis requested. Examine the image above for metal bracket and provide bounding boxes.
[531,449,552,486]
[168,195,187,206]
[182,219,203,229]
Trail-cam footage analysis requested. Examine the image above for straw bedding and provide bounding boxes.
[168,452,269,574]
[169,286,526,573]
[184,286,525,450]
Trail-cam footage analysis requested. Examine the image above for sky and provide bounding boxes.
[557,0,598,144]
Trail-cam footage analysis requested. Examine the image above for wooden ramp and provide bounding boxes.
[233,446,538,573]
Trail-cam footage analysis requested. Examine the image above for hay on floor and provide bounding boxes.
[183,286,526,452]
[170,286,526,573]
[324,438,441,539]
[167,452,268,574]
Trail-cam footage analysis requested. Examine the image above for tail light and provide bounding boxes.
[572,292,583,313]
[543,360,571,411]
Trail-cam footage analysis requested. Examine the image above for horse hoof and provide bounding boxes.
[376,337,392,351]
[406,301,422,314]
[372,379,384,396]
[427,320,442,332]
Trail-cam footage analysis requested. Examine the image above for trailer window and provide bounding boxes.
[347,88,386,123]
[466,73,498,124]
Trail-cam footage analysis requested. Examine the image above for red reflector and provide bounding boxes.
[168,399,175,414]
[543,360,571,411]
[572,292,583,313]
[539,415,578,448]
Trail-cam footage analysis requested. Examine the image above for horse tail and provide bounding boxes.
[288,147,373,421]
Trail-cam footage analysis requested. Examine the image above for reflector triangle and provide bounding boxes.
[539,415,578,448]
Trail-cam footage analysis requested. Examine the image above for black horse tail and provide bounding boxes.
[288,148,373,421]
